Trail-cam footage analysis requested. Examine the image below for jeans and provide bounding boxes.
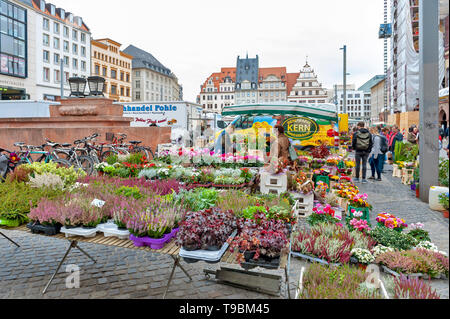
[355,153,369,180]
[369,155,383,179]
[380,154,386,171]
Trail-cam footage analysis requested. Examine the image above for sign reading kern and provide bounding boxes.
[282,117,319,141]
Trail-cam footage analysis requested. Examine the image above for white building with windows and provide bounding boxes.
[31,0,91,100]
[199,68,236,113]
[257,68,287,103]
[287,62,328,104]
[335,85,372,122]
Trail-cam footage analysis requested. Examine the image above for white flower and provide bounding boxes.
[351,248,375,264]
[373,245,394,258]
[415,241,439,252]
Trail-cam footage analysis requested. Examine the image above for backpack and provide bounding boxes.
[380,136,388,154]
[355,131,371,151]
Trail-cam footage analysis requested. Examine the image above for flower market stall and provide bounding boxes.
[0,140,448,300]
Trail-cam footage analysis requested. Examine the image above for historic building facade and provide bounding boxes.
[91,38,132,102]
[287,62,328,104]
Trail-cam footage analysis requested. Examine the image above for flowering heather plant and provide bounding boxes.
[351,248,375,264]
[372,245,395,258]
[298,264,381,299]
[28,198,62,226]
[376,249,449,278]
[393,276,440,299]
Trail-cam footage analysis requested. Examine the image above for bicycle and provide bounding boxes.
[50,139,95,176]
[110,133,154,160]
[0,148,20,180]
[14,142,71,168]
[100,133,130,160]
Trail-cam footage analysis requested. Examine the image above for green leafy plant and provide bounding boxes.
[370,225,418,251]
[438,192,449,211]
[438,160,449,187]
[115,186,142,200]
[105,154,119,165]
[241,206,267,220]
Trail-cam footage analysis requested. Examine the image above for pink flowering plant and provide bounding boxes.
[376,213,408,232]
[307,204,341,227]
[346,209,372,233]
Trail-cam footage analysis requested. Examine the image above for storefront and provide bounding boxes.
[0,86,28,100]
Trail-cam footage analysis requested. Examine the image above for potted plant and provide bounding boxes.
[347,193,372,222]
[439,193,449,218]
[27,198,63,235]
[376,213,408,232]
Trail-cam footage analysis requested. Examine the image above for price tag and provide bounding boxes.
[91,199,106,208]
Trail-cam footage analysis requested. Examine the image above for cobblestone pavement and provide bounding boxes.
[0,166,448,299]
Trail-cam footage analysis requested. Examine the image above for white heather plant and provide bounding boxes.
[415,241,441,253]
[373,245,395,258]
[351,248,375,264]
[28,173,64,190]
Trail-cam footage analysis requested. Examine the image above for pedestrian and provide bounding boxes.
[407,126,417,144]
[352,122,373,184]
[368,126,387,181]
[380,127,390,172]
[388,125,404,162]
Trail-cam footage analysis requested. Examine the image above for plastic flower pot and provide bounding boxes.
[129,234,170,250]
[444,211,449,219]
[26,222,61,236]
[315,175,330,188]
[0,219,21,228]
[416,187,420,198]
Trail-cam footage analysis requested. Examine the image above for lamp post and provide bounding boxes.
[87,76,105,96]
[340,45,347,114]
[68,77,87,97]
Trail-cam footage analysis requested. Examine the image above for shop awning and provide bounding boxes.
[222,103,339,122]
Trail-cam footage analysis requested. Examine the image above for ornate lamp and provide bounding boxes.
[87,76,105,96]
[68,77,87,97]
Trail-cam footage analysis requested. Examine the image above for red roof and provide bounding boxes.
[259,67,287,81]
[286,73,300,95]
[201,67,236,92]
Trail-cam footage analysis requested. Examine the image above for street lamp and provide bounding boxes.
[87,76,106,96]
[340,45,347,114]
[68,77,87,97]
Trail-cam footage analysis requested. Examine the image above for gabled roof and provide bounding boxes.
[201,68,237,92]
[123,45,172,76]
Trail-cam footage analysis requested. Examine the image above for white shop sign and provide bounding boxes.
[122,103,187,129]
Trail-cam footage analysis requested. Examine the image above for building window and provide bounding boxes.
[111,85,117,95]
[43,50,49,62]
[54,69,60,83]
[72,43,78,55]
[135,80,140,89]
[64,71,69,83]
[135,71,140,77]
[53,53,59,65]
[111,69,117,79]
[135,91,140,100]
[72,29,77,41]
[126,73,130,82]
[81,46,86,57]
[81,60,86,71]
[63,56,69,66]
[63,40,69,52]
[43,17,49,30]
[102,66,107,76]
[63,26,69,38]
[43,33,49,46]
[120,72,124,81]
[80,32,86,43]
[72,58,77,69]
[53,37,59,49]
[94,64,99,75]
[43,67,50,81]
[120,87,124,96]
[53,22,59,34]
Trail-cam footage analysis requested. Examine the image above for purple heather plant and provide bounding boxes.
[28,198,62,226]
[393,276,440,299]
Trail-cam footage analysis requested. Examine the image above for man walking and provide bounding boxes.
[352,122,373,184]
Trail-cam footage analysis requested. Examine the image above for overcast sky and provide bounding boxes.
[52,0,385,101]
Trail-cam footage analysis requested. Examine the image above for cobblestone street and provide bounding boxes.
[0,166,448,299]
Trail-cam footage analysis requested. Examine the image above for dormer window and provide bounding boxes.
[40,0,46,11]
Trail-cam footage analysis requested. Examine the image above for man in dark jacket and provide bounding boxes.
[352,122,373,184]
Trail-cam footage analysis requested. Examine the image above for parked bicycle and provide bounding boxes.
[0,148,20,180]
[14,142,71,168]
[111,133,154,160]
[48,138,95,175]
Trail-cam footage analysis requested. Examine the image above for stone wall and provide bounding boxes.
[0,97,171,155]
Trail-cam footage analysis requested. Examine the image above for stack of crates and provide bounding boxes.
[292,192,314,219]
[260,171,288,195]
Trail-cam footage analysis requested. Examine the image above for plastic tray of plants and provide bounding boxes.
[180,230,238,264]
[97,222,130,240]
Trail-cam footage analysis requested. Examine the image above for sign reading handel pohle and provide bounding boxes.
[283,117,319,141]
[122,103,187,129]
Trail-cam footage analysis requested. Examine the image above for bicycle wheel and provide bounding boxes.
[53,158,72,169]
[101,150,118,162]
[116,148,130,156]
[54,150,71,161]
[74,155,94,176]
